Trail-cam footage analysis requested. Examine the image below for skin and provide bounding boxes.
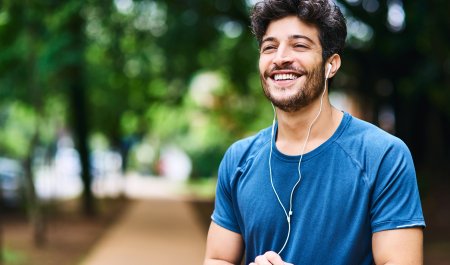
[204,16,423,265]
[257,16,342,156]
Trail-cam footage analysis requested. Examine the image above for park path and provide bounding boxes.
[79,176,212,265]
[80,198,207,265]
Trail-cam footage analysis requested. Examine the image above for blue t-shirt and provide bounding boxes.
[212,112,425,265]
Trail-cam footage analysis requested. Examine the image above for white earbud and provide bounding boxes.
[326,63,332,80]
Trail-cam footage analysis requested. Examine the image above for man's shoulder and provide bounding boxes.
[336,114,412,167]
[223,126,272,167]
[228,126,272,155]
[344,114,406,149]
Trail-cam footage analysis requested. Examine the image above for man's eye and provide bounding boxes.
[261,46,276,53]
[294,44,308,49]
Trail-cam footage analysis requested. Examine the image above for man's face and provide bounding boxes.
[259,16,325,112]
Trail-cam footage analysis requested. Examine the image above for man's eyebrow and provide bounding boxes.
[261,36,277,45]
[261,34,316,45]
[289,34,315,43]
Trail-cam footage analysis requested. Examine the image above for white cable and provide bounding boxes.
[270,71,329,255]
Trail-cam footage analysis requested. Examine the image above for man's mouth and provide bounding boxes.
[268,70,304,84]
[272,73,300,81]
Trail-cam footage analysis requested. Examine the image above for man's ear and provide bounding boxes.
[326,54,341,79]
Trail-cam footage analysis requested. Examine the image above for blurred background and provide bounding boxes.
[0,0,449,264]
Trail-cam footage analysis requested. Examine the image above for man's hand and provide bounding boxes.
[249,251,293,265]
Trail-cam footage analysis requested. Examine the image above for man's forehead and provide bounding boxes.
[262,16,320,44]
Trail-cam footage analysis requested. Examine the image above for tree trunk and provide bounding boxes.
[23,130,46,246]
[70,78,96,216]
[23,0,47,245]
[66,1,96,216]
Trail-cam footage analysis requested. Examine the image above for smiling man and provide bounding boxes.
[203,1,425,265]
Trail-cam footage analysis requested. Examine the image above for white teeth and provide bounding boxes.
[273,74,298,81]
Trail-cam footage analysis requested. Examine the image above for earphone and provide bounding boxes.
[326,63,332,80]
[269,63,332,255]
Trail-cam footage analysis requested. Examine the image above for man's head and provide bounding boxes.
[250,0,347,112]
[251,0,347,62]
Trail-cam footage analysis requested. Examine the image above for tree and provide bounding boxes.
[0,0,96,218]
[337,0,450,182]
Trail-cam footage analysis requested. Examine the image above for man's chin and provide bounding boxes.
[268,97,305,112]
[271,103,302,113]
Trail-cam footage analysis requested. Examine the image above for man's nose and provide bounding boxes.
[272,45,293,67]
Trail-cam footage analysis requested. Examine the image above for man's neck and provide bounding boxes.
[275,99,343,156]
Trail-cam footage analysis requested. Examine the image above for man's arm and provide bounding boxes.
[204,221,244,265]
[372,227,423,265]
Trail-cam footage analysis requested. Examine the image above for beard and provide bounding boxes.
[261,63,325,113]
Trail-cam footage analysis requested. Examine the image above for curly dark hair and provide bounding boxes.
[250,0,347,61]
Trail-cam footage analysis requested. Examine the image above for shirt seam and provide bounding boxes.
[372,218,425,227]
[333,141,370,188]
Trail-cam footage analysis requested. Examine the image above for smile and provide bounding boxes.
[272,73,300,81]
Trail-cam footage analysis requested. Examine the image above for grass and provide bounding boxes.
[2,247,27,264]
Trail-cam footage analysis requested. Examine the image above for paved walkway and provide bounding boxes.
[81,199,206,265]
[79,198,209,265]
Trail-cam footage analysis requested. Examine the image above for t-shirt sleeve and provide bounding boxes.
[370,139,426,233]
[211,147,241,234]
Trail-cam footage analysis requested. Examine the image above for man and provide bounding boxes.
[204,0,425,264]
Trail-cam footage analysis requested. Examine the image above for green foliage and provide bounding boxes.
[0,0,448,179]
[0,102,36,158]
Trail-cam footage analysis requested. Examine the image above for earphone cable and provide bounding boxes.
[270,71,329,255]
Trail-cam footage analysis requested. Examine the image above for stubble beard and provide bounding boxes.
[261,64,325,113]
